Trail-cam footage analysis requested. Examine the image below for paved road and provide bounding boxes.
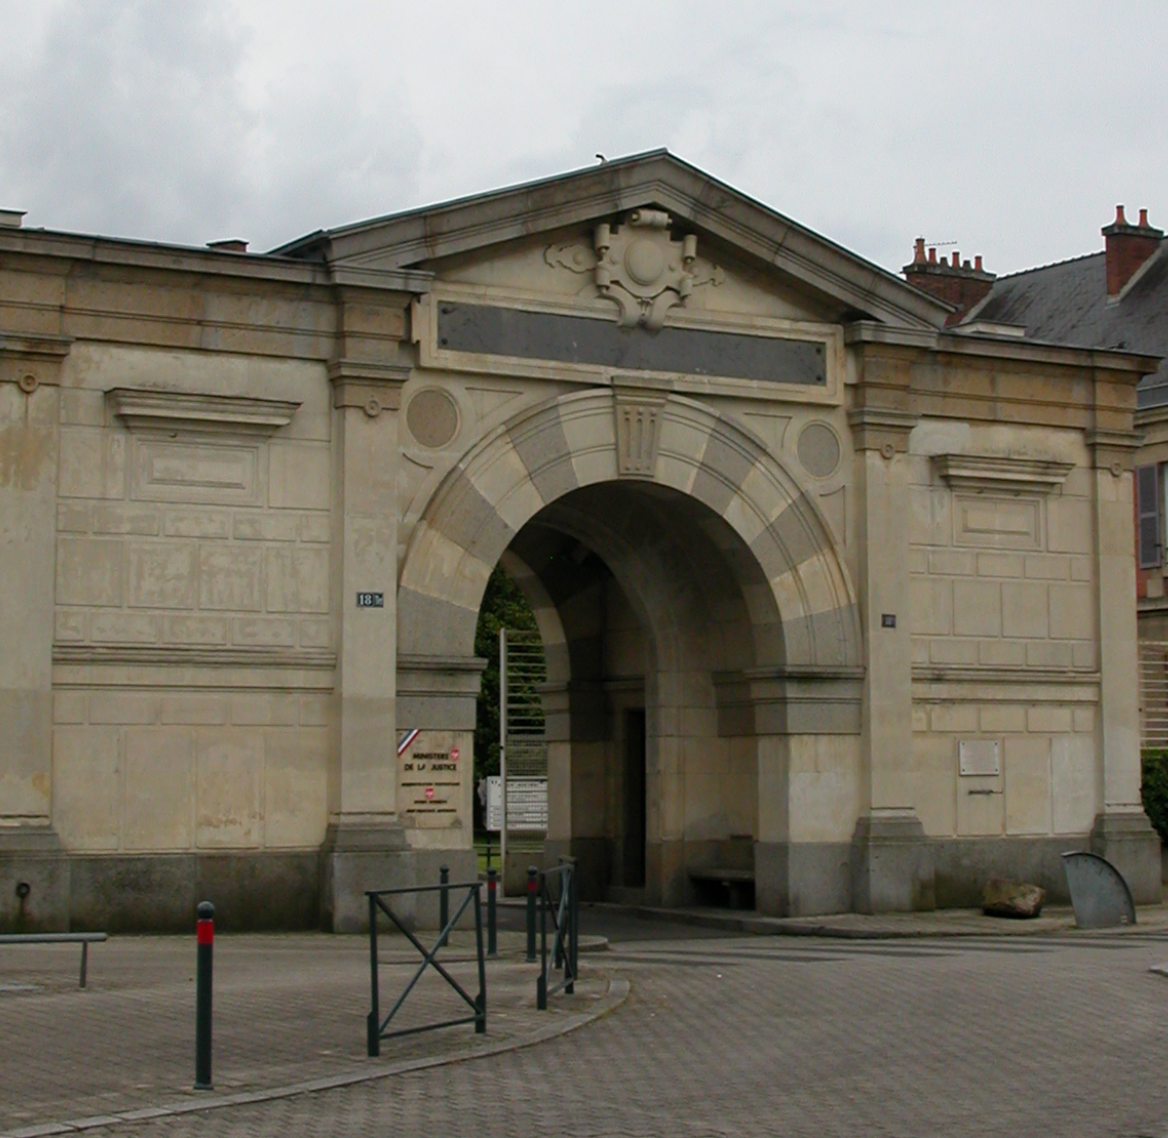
[10,911,1168,1137]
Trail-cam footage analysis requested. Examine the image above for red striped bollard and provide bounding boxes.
[194,901,214,1090]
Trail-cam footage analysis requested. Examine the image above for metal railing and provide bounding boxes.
[0,932,106,988]
[536,860,579,1010]
[365,881,486,1056]
[1139,641,1168,749]
[500,628,549,888]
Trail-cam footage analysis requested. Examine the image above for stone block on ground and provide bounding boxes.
[982,877,1045,918]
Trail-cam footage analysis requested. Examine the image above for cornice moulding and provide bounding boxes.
[912,665,1100,687]
[329,358,412,415]
[932,454,1075,495]
[847,406,919,454]
[0,332,73,361]
[1134,404,1168,429]
[53,644,336,668]
[107,388,301,435]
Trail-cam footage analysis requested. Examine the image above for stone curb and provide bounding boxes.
[1,970,630,1138]
[612,903,1168,939]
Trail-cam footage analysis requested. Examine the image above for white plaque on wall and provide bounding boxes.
[959,740,1001,777]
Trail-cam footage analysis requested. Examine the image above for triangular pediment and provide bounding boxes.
[275,150,948,330]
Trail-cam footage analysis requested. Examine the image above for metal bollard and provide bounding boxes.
[566,862,577,995]
[537,872,548,1010]
[486,867,498,957]
[525,865,538,963]
[438,864,450,948]
[194,900,214,1090]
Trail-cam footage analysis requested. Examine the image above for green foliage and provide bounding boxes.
[473,564,538,789]
[1142,750,1168,843]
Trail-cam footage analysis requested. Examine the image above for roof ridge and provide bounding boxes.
[995,249,1103,281]
[271,149,676,253]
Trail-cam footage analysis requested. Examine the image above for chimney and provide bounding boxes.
[902,239,996,325]
[207,239,248,253]
[1103,205,1162,297]
[0,209,25,228]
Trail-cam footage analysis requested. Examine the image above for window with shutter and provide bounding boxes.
[1137,464,1161,568]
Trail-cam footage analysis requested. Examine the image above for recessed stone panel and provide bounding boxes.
[196,730,263,848]
[123,729,194,851]
[132,438,259,505]
[954,495,1041,550]
[56,537,125,607]
[199,546,262,611]
[52,727,121,850]
[129,543,199,609]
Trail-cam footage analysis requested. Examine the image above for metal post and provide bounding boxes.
[572,863,580,984]
[566,862,577,995]
[439,864,450,948]
[80,941,88,989]
[486,867,498,957]
[473,885,487,1035]
[367,893,380,1057]
[499,627,507,898]
[537,871,548,1010]
[194,901,214,1090]
[525,865,538,963]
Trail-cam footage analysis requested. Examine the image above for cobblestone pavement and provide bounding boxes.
[0,928,611,1135]
[9,912,1168,1137]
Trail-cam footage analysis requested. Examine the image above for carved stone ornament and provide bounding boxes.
[614,389,666,477]
[595,210,697,331]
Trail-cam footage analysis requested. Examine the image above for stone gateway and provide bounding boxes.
[0,152,1159,931]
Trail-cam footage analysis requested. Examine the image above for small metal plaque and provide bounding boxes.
[356,592,384,608]
[959,739,1000,777]
[881,613,896,628]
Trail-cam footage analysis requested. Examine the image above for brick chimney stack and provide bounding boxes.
[902,239,996,325]
[1102,205,1162,297]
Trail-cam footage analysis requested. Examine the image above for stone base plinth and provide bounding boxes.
[321,823,476,932]
[851,811,936,913]
[0,826,69,932]
[755,841,851,917]
[1091,811,1162,904]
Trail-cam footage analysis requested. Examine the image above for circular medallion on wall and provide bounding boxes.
[796,421,841,479]
[406,388,459,449]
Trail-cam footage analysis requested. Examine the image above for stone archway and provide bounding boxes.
[398,388,863,910]
[398,388,860,668]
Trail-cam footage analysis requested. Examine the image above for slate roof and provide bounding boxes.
[972,241,1168,407]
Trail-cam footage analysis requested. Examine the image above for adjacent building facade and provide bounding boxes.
[911,207,1168,748]
[0,152,1159,931]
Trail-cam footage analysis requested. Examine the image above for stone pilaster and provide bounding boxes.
[0,334,71,930]
[1087,429,1161,902]
[321,357,411,931]
[848,403,935,911]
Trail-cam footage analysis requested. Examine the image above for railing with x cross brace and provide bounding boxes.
[365,881,486,1056]
[537,859,579,1010]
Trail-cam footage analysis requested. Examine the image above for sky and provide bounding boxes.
[1,1,1165,278]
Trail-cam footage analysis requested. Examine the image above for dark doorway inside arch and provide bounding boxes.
[623,709,647,889]
[486,479,781,908]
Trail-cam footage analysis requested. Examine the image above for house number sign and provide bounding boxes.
[356,592,384,608]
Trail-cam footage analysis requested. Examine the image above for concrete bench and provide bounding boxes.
[688,867,755,911]
[0,933,107,988]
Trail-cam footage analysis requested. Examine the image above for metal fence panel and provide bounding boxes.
[1139,641,1168,750]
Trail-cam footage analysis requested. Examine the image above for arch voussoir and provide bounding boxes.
[398,389,861,670]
